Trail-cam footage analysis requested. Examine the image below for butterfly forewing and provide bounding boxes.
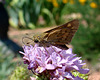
[44,19,79,45]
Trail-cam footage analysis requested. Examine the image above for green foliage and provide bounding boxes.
[5,0,100,29]
[72,22,100,63]
[0,53,15,80]
[9,66,30,80]
[0,42,22,80]
[72,71,88,80]
[6,0,43,29]
[4,0,82,28]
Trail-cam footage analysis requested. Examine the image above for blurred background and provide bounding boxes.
[0,0,100,80]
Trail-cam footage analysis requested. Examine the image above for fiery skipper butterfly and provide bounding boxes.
[23,19,79,49]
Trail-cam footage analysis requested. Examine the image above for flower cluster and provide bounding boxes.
[79,0,86,5]
[20,44,89,80]
[47,0,74,7]
[90,2,97,8]
[47,0,59,7]
[46,0,98,9]
[62,0,68,4]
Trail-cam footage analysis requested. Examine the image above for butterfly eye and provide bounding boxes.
[34,39,39,43]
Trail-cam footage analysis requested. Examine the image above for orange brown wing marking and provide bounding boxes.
[44,19,79,33]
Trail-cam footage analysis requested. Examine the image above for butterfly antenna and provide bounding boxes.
[22,36,33,45]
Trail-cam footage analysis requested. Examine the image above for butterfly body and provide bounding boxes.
[23,19,79,50]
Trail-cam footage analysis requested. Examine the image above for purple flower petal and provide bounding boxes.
[78,68,89,74]
[46,64,55,70]
[74,76,84,80]
[20,44,89,80]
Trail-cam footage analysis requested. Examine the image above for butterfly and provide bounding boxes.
[22,19,79,50]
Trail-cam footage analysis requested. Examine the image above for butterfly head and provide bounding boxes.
[33,33,45,43]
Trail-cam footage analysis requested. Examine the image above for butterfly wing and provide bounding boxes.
[44,19,79,45]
